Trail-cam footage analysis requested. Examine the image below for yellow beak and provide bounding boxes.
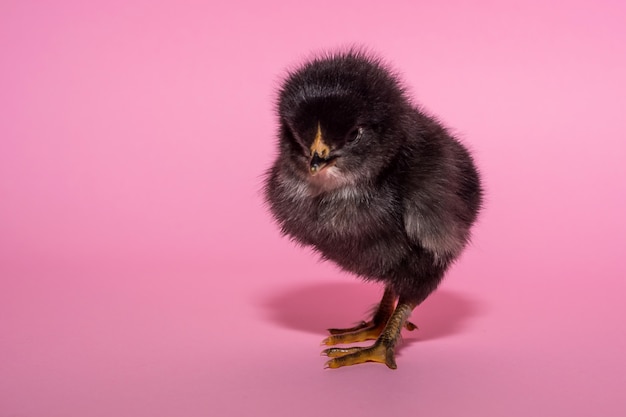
[309,124,331,175]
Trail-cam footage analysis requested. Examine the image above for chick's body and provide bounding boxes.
[265,51,482,369]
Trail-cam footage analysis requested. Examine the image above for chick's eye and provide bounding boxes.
[346,126,363,143]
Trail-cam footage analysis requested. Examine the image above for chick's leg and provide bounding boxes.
[322,287,396,346]
[322,300,416,369]
[322,287,417,346]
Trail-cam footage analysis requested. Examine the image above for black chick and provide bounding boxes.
[264,50,482,369]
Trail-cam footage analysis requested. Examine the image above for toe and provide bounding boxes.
[323,342,397,369]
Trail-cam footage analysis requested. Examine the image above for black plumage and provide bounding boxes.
[264,50,482,369]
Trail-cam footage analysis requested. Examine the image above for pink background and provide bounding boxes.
[2,0,625,416]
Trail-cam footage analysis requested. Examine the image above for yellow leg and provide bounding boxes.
[323,301,416,369]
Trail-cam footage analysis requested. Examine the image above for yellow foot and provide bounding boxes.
[322,320,418,346]
[322,321,384,346]
[322,342,397,369]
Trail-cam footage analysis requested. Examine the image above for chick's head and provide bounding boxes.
[276,52,411,191]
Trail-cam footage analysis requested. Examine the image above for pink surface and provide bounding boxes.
[1,0,625,416]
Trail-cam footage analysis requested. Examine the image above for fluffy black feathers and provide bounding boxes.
[264,50,482,367]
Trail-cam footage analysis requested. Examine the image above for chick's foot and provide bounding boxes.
[323,321,385,345]
[323,286,404,345]
[323,319,418,346]
[322,301,416,370]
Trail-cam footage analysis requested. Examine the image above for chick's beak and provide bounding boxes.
[310,152,329,175]
[309,124,331,176]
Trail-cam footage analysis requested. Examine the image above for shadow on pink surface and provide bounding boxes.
[261,281,485,342]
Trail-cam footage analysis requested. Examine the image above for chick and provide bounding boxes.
[264,50,482,369]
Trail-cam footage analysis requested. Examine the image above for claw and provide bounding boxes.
[405,321,418,331]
